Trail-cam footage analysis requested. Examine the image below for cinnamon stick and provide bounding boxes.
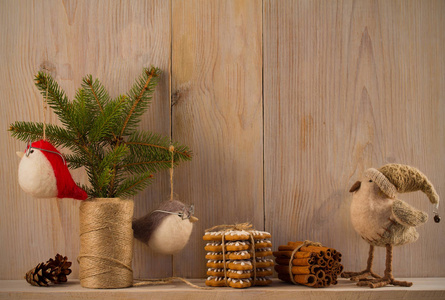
[291,266,311,275]
[274,264,290,274]
[275,257,290,265]
[278,273,292,283]
[294,274,317,287]
[293,257,315,265]
[299,245,330,254]
[310,264,322,274]
[315,269,325,280]
[287,241,304,247]
[276,256,315,266]
[327,258,334,268]
[316,258,326,267]
[333,252,342,261]
[273,250,312,259]
[324,274,332,287]
[273,251,293,258]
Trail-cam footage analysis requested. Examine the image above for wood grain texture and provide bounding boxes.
[171,0,263,277]
[0,0,444,280]
[264,0,445,277]
[0,0,172,279]
[2,278,445,300]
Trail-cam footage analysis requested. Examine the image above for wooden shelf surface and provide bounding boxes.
[1,278,444,300]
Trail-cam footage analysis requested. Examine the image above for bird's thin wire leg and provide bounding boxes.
[342,245,381,281]
[363,244,413,288]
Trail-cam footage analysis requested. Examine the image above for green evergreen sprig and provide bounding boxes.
[9,67,192,198]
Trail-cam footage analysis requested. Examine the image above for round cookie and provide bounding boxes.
[205,241,251,252]
[227,269,252,279]
[253,277,272,286]
[228,251,251,260]
[203,231,224,241]
[251,231,272,240]
[204,241,223,252]
[228,260,253,271]
[255,257,274,268]
[205,252,231,260]
[207,268,225,277]
[205,276,227,287]
[226,241,251,251]
[255,247,273,257]
[227,278,252,288]
[255,268,273,277]
[254,239,272,249]
[206,260,229,269]
[224,230,251,241]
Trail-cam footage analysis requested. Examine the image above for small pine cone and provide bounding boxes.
[25,254,72,287]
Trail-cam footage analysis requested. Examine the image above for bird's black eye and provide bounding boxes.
[369,180,372,182]
[30,150,34,154]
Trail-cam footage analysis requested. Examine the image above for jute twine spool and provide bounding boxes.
[78,198,134,288]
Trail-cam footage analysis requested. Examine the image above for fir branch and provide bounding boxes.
[120,159,172,175]
[34,72,80,136]
[96,166,112,198]
[65,154,87,169]
[107,168,118,198]
[115,172,154,198]
[124,130,192,160]
[94,144,128,197]
[9,121,76,148]
[72,88,90,137]
[118,67,160,137]
[125,141,192,161]
[78,143,106,195]
[82,75,110,113]
[89,95,126,142]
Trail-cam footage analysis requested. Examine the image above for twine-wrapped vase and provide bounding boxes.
[78,198,134,289]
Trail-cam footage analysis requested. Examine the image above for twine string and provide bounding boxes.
[78,198,134,289]
[169,145,174,201]
[133,277,213,289]
[249,233,257,285]
[222,232,228,286]
[205,223,252,233]
[43,73,48,141]
[288,240,323,285]
[77,255,132,271]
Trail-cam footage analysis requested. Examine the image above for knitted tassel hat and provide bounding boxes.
[364,164,440,213]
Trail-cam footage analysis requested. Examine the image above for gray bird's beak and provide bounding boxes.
[349,181,361,193]
[16,151,24,159]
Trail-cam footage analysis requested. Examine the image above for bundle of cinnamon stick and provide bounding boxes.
[273,241,343,288]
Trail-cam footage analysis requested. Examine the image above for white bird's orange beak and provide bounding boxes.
[16,151,24,159]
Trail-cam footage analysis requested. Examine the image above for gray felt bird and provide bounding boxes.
[342,164,440,288]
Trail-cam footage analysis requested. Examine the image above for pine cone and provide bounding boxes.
[25,254,72,286]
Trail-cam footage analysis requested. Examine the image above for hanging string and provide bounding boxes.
[42,73,48,141]
[169,145,175,201]
[131,145,209,289]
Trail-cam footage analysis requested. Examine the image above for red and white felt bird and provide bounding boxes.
[16,140,87,200]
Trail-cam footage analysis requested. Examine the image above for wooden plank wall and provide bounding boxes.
[0,0,443,279]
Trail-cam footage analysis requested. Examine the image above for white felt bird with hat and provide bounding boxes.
[17,140,87,200]
[343,163,440,288]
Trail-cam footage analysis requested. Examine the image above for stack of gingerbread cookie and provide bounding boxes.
[203,229,274,288]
